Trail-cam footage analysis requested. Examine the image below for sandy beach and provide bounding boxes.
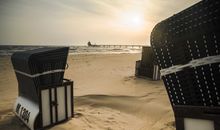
[0,53,175,130]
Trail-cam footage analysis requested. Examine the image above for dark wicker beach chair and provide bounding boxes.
[135,46,161,80]
[11,47,74,130]
[151,0,220,129]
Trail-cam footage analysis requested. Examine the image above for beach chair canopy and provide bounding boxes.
[11,47,69,102]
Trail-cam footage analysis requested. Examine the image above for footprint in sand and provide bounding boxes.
[74,112,83,118]
[105,127,113,130]
[76,108,85,112]
[0,112,14,120]
[160,121,175,130]
[107,117,114,120]
[166,121,175,127]
[123,76,135,82]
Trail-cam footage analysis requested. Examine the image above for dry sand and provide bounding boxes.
[0,54,175,130]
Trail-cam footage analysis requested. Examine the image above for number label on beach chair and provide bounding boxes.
[16,103,31,123]
[14,97,39,130]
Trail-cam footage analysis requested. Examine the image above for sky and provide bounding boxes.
[0,0,200,46]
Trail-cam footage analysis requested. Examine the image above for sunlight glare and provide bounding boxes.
[119,12,145,30]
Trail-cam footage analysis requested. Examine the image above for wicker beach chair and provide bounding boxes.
[135,46,161,80]
[11,47,74,130]
[151,0,220,129]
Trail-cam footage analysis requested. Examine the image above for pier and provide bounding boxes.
[89,44,144,48]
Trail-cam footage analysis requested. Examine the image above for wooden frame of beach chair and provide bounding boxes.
[14,80,74,130]
[174,105,220,130]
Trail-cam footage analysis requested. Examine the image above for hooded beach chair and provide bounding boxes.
[151,0,220,129]
[135,46,161,80]
[11,47,74,130]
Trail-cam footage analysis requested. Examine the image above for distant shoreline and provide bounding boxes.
[0,45,142,56]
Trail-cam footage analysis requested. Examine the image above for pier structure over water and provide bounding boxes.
[89,44,144,48]
[87,41,145,48]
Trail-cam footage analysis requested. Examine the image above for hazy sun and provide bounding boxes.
[131,15,143,26]
[119,12,145,30]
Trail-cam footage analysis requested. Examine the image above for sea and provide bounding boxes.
[0,45,142,55]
